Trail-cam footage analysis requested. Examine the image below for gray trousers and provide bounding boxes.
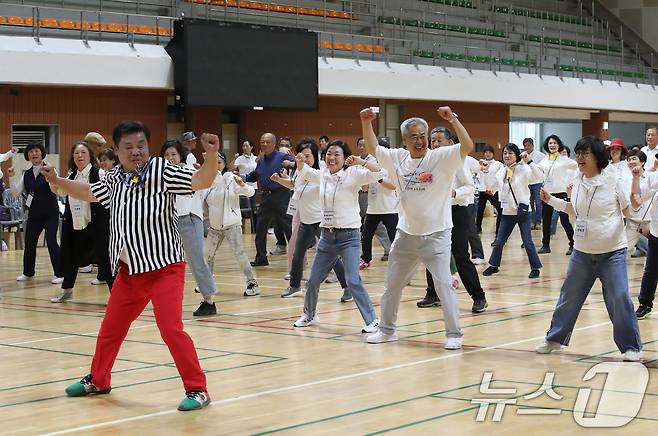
[379,229,462,338]
[205,225,257,295]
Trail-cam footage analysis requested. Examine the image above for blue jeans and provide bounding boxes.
[546,248,642,353]
[290,222,347,290]
[178,214,217,297]
[529,183,543,225]
[488,209,542,270]
[303,228,376,325]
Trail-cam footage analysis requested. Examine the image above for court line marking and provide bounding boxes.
[41,320,613,435]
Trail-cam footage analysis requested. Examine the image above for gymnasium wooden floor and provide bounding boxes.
[0,219,657,435]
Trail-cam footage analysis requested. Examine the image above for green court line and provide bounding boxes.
[364,405,480,435]
[433,394,658,423]
[0,357,286,410]
[0,325,286,360]
[573,339,658,363]
[252,382,483,436]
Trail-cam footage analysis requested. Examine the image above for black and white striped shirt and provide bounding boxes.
[90,157,194,275]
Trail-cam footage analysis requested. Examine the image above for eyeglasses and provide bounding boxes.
[575,151,591,158]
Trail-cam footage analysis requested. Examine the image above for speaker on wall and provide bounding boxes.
[165,19,318,111]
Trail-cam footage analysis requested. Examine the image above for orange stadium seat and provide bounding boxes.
[139,25,157,34]
[320,41,332,49]
[373,45,383,53]
[0,16,7,24]
[157,26,171,36]
[127,24,139,33]
[363,44,374,52]
[58,19,79,29]
[39,18,58,27]
[7,16,25,25]
[310,9,324,16]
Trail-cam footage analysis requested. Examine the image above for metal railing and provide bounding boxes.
[0,0,655,85]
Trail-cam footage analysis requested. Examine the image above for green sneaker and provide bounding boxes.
[178,390,211,411]
[65,374,111,397]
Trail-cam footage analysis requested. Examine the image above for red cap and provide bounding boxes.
[607,137,627,152]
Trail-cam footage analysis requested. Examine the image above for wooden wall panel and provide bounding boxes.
[393,100,510,158]
[582,110,610,140]
[0,86,168,180]
[243,96,378,154]
[186,108,223,162]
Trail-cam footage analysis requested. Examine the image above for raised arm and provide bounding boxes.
[41,165,97,202]
[630,166,642,210]
[541,188,575,216]
[437,106,474,159]
[191,133,220,191]
[345,155,381,172]
[270,169,295,190]
[359,108,379,158]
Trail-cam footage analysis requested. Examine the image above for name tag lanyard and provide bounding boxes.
[321,173,341,214]
[574,184,598,219]
[393,153,428,209]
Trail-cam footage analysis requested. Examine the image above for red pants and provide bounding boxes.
[90,262,207,393]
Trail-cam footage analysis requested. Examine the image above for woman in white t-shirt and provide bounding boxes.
[233,139,258,228]
[161,140,218,317]
[272,141,350,300]
[537,136,642,361]
[292,140,382,333]
[536,135,578,255]
[359,141,398,270]
[482,143,543,278]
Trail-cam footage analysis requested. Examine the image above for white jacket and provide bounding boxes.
[484,162,543,215]
[452,164,475,206]
[536,155,578,193]
[478,159,505,194]
[204,172,255,230]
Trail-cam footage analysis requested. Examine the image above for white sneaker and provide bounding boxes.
[16,274,34,282]
[362,318,380,333]
[269,245,286,256]
[51,290,73,303]
[284,273,291,280]
[366,330,398,344]
[293,313,319,327]
[51,277,64,284]
[244,282,260,296]
[78,265,93,273]
[535,340,562,354]
[444,337,463,350]
[623,350,642,362]
[324,271,338,283]
[471,258,485,265]
[91,278,106,285]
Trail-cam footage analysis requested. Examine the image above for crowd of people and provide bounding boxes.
[1,114,657,411]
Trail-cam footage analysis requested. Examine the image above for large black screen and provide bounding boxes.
[166,19,318,111]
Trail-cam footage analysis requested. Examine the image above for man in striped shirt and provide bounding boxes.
[41,121,219,412]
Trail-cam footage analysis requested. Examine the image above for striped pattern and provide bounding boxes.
[90,157,194,275]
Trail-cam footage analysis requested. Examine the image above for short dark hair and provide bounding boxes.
[99,148,118,166]
[522,138,534,146]
[296,139,320,170]
[279,136,291,144]
[647,126,658,133]
[542,135,565,153]
[503,143,522,163]
[483,144,495,154]
[217,151,228,174]
[241,139,254,150]
[159,139,187,163]
[561,145,571,157]
[24,141,46,161]
[627,149,647,163]
[112,121,151,146]
[326,139,352,168]
[631,144,643,151]
[319,135,329,142]
[574,136,608,171]
[378,137,390,148]
[68,141,98,172]
[431,126,454,141]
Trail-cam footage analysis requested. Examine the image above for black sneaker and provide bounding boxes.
[528,269,540,279]
[380,254,389,261]
[482,266,499,276]
[565,246,573,255]
[636,305,652,320]
[417,293,441,308]
[471,298,488,313]
[193,301,217,317]
[538,246,551,254]
[490,241,497,247]
[250,259,269,267]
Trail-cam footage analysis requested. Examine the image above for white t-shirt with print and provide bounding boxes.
[367,168,398,214]
[376,144,462,235]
